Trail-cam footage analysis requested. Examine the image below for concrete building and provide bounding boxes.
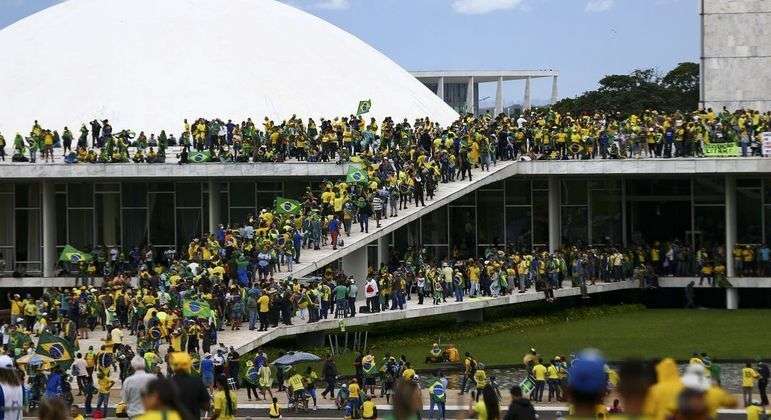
[411,70,559,115]
[700,0,771,111]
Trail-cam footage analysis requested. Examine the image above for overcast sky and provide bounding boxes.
[0,0,698,105]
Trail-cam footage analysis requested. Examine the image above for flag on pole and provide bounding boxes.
[346,165,368,184]
[35,333,75,367]
[58,245,93,264]
[356,99,372,115]
[189,150,211,163]
[275,197,302,216]
[183,299,212,319]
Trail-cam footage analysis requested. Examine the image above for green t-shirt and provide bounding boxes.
[333,285,349,300]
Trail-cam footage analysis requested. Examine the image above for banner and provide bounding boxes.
[189,150,212,163]
[275,197,301,216]
[346,165,369,184]
[762,132,771,157]
[36,333,75,367]
[183,299,212,319]
[703,143,738,157]
[58,245,93,263]
[356,99,372,115]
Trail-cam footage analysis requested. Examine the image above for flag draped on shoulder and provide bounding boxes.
[275,197,301,216]
[58,245,92,264]
[346,165,368,184]
[36,333,75,367]
[183,299,212,319]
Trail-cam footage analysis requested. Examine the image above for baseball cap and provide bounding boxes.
[568,349,608,394]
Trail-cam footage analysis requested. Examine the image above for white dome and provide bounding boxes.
[0,0,458,136]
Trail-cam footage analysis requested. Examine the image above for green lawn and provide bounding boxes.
[258,307,771,375]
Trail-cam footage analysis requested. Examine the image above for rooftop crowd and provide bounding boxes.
[0,107,769,164]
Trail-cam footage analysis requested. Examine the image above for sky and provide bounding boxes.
[0,0,698,106]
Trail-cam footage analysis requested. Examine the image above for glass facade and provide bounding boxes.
[2,175,770,274]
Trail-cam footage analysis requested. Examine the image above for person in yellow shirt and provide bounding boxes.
[546,360,561,402]
[746,402,768,420]
[136,378,185,420]
[268,397,281,419]
[742,362,760,406]
[348,378,362,417]
[532,359,547,402]
[257,291,270,331]
[402,362,416,381]
[212,376,237,420]
[361,395,377,419]
[95,372,114,415]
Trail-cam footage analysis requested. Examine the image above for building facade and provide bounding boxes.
[700,0,771,111]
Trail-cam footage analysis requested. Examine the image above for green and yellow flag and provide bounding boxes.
[189,150,211,163]
[356,99,372,115]
[346,165,368,184]
[183,299,212,319]
[275,197,302,216]
[58,245,92,264]
[36,333,75,367]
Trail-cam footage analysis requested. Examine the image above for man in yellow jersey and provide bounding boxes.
[531,358,547,402]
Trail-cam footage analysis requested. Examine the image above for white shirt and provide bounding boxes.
[0,382,23,420]
[73,358,88,377]
[364,279,378,298]
[121,371,156,417]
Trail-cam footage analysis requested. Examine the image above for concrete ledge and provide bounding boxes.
[658,277,771,288]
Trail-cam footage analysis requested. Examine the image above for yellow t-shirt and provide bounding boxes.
[747,405,767,420]
[742,367,759,387]
[348,382,360,399]
[257,295,270,313]
[135,410,183,420]
[473,400,488,420]
[532,364,547,381]
[213,390,237,420]
[97,378,113,394]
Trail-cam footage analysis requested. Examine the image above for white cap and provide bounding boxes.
[0,355,14,369]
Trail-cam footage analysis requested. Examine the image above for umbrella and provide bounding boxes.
[16,353,54,366]
[271,351,321,366]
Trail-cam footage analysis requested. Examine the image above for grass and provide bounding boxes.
[255,306,771,375]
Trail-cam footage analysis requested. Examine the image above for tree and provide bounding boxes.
[553,62,699,116]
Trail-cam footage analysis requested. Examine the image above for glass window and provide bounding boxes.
[256,192,279,212]
[532,178,549,191]
[505,206,532,250]
[230,182,255,207]
[68,209,94,250]
[694,206,725,249]
[480,180,504,191]
[256,181,283,192]
[14,209,40,267]
[424,245,449,262]
[693,177,725,204]
[67,183,93,207]
[737,188,762,244]
[477,191,504,246]
[737,179,760,188]
[95,194,121,246]
[421,206,447,245]
[449,207,476,257]
[561,206,588,246]
[533,194,549,246]
[122,209,147,249]
[589,179,620,190]
[176,183,201,207]
[148,182,174,192]
[0,193,14,246]
[285,180,311,199]
[122,182,147,207]
[561,180,587,205]
[505,180,531,205]
[94,183,120,192]
[176,209,202,249]
[627,179,690,196]
[55,194,67,246]
[15,184,40,208]
[149,194,175,245]
[591,189,622,245]
[229,208,252,226]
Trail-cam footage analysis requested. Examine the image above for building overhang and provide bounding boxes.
[410,69,559,83]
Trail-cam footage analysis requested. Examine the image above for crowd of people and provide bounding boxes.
[1,107,769,164]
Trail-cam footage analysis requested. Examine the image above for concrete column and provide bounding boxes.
[437,76,445,102]
[725,288,739,310]
[548,176,561,253]
[550,76,559,105]
[208,180,221,233]
[465,76,475,115]
[523,77,532,110]
[342,246,368,301]
[377,236,390,269]
[42,181,57,278]
[725,176,737,277]
[495,76,504,115]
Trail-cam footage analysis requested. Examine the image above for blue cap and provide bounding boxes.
[568,349,608,394]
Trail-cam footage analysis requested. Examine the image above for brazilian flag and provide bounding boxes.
[275,197,301,216]
[58,245,93,264]
[346,165,368,184]
[183,299,212,319]
[356,99,372,115]
[36,333,75,367]
[189,150,211,163]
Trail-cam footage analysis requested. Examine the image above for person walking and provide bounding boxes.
[758,361,769,407]
[121,356,156,419]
